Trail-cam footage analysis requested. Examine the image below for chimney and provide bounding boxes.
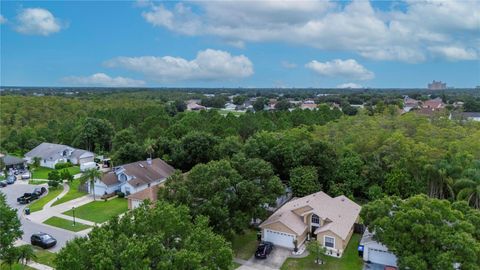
[147,158,152,165]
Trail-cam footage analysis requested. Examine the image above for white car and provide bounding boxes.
[21,171,31,180]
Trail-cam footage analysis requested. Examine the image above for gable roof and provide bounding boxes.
[24,142,93,161]
[260,191,361,240]
[100,158,175,187]
[2,155,25,166]
[127,185,160,201]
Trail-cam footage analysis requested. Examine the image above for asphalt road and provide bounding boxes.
[1,181,79,252]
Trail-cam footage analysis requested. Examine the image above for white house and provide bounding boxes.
[24,142,94,169]
[359,229,398,268]
[88,158,175,197]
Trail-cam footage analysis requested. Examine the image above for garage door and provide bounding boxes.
[368,248,397,267]
[263,229,295,249]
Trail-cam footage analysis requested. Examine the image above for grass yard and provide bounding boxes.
[31,246,57,267]
[29,186,64,213]
[0,262,36,270]
[51,180,87,206]
[62,198,128,223]
[280,234,363,270]
[28,179,48,185]
[231,229,259,260]
[31,166,80,179]
[43,216,91,232]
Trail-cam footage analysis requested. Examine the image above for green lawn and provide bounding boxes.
[43,216,91,232]
[31,246,57,267]
[31,166,80,179]
[62,198,128,223]
[28,179,48,185]
[281,234,363,270]
[51,180,87,206]
[29,186,64,213]
[231,229,259,260]
[0,262,36,270]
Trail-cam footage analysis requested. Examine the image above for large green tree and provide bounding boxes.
[0,193,22,264]
[289,166,320,197]
[161,159,284,237]
[55,201,233,270]
[73,117,114,152]
[361,195,480,270]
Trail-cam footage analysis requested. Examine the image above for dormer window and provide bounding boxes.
[119,173,127,182]
[312,214,320,225]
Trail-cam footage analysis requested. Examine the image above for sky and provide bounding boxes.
[1,0,479,88]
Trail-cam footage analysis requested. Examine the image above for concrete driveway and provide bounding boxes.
[0,181,79,252]
[236,247,291,270]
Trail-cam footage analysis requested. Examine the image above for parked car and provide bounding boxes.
[21,171,31,180]
[0,180,7,187]
[31,233,57,249]
[6,175,16,185]
[17,187,47,204]
[255,241,274,259]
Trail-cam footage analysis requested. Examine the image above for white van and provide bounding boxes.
[80,162,97,172]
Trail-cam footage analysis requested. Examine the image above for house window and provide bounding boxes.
[311,214,320,224]
[324,236,335,248]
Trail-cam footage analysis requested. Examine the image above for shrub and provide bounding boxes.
[55,162,73,170]
[48,170,61,181]
[48,180,59,188]
[117,191,125,198]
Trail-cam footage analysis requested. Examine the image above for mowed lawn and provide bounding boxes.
[43,216,91,232]
[62,198,128,223]
[31,166,80,179]
[231,229,259,260]
[0,246,56,270]
[281,234,363,270]
[29,186,64,213]
[51,180,87,206]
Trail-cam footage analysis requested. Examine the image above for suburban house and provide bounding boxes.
[259,191,361,257]
[89,158,174,197]
[359,229,398,268]
[24,142,94,169]
[127,184,160,210]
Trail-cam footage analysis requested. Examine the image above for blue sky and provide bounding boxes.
[1,0,479,88]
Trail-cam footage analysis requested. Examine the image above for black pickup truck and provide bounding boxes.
[17,187,47,204]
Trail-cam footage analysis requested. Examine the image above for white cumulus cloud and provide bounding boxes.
[139,0,480,62]
[62,73,145,87]
[306,59,374,81]
[429,46,478,61]
[14,8,63,36]
[337,83,363,89]
[104,49,254,82]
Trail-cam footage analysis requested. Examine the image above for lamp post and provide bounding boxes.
[72,206,76,227]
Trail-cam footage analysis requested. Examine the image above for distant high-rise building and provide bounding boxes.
[428,80,447,90]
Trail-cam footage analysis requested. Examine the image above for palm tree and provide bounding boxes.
[424,164,455,200]
[454,178,480,209]
[80,168,102,200]
[16,245,37,269]
[144,138,156,160]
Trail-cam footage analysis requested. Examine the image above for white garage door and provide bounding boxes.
[368,248,397,267]
[263,229,295,249]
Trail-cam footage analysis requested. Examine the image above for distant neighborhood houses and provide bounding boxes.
[89,158,175,198]
[24,142,94,169]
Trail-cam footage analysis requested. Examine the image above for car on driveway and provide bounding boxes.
[17,187,47,204]
[31,233,57,249]
[6,175,16,185]
[0,180,7,187]
[21,171,31,180]
[255,241,274,259]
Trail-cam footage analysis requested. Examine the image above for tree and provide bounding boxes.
[361,195,480,270]
[60,169,74,182]
[47,170,61,182]
[112,127,136,151]
[144,138,156,160]
[290,166,321,197]
[0,193,22,265]
[16,245,36,268]
[454,178,480,209]
[307,241,327,265]
[55,202,233,270]
[32,157,41,169]
[172,132,218,171]
[275,99,291,111]
[112,142,144,165]
[232,95,247,105]
[253,98,265,111]
[80,169,102,200]
[73,117,114,152]
[161,159,284,237]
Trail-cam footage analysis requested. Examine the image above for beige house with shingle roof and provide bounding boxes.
[259,191,361,257]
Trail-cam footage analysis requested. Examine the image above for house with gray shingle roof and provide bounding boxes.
[88,158,175,197]
[24,142,94,169]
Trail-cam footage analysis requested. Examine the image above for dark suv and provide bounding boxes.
[31,233,57,249]
[255,241,274,259]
